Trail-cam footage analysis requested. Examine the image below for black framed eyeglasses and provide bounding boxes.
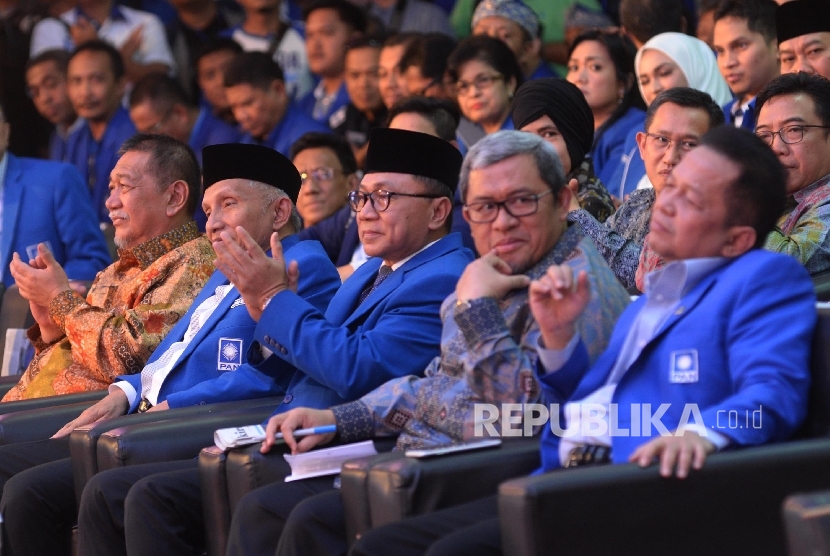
[755,124,830,147]
[348,190,443,212]
[644,133,698,153]
[455,74,505,96]
[463,189,554,223]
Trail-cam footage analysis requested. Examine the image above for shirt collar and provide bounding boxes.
[645,257,728,300]
[793,173,830,203]
[389,238,439,271]
[116,221,201,270]
[0,153,8,192]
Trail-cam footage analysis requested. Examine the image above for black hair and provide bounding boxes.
[756,71,830,128]
[302,0,367,33]
[290,132,359,175]
[399,33,458,81]
[69,40,125,81]
[620,0,684,45]
[129,73,193,109]
[645,87,726,131]
[700,125,786,247]
[224,52,284,89]
[118,134,201,217]
[194,37,243,68]
[386,96,461,141]
[569,29,642,149]
[714,0,777,43]
[447,35,524,89]
[26,48,70,74]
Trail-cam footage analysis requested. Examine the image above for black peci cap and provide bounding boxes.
[202,143,302,203]
[364,128,462,192]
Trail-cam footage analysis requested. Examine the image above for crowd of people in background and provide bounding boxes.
[0,0,829,553]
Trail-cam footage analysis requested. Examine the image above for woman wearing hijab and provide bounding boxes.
[512,78,615,223]
[609,32,732,198]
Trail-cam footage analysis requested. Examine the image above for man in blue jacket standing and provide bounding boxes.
[0,102,110,287]
[0,143,341,556]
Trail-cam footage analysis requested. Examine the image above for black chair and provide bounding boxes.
[0,284,33,368]
[499,439,830,556]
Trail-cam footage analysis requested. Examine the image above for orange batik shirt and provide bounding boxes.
[2,221,215,401]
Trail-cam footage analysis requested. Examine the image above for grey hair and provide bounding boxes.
[247,180,302,233]
[458,130,566,202]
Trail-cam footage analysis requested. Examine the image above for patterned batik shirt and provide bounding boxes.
[3,222,215,401]
[570,159,616,224]
[764,174,830,275]
[331,224,631,450]
[569,187,655,289]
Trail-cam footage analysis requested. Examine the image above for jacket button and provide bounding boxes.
[280,346,287,355]
[264,335,272,343]
[283,394,293,404]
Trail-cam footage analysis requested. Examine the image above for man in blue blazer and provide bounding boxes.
[0,106,110,287]
[335,126,818,556]
[78,128,475,556]
[0,144,341,556]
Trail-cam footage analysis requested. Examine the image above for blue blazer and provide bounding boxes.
[251,233,475,414]
[723,97,756,131]
[538,250,815,472]
[115,236,341,413]
[298,204,359,266]
[296,82,350,125]
[240,101,330,156]
[1,155,110,287]
[189,107,242,165]
[592,107,646,188]
[607,127,646,200]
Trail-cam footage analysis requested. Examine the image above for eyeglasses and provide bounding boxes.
[348,189,443,212]
[463,189,554,223]
[644,133,698,153]
[300,167,342,185]
[146,105,175,133]
[755,124,830,146]
[455,74,505,96]
[417,76,443,96]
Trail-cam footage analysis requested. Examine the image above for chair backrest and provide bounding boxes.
[0,285,34,366]
[814,271,830,302]
[795,306,830,439]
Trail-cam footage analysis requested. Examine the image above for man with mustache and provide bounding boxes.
[4,134,215,401]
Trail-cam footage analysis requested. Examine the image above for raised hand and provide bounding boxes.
[528,266,591,350]
[10,243,71,307]
[455,251,531,301]
[213,228,295,321]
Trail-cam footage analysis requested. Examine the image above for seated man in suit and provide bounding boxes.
[0,144,341,556]
[211,129,631,556]
[0,101,110,288]
[3,134,216,402]
[345,126,816,556]
[755,72,830,275]
[76,128,476,556]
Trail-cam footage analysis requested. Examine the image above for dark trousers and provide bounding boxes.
[0,438,73,556]
[76,459,200,556]
[349,496,501,556]
[225,467,336,556]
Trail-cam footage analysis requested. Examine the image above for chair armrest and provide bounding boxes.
[200,446,232,556]
[0,375,19,399]
[365,438,539,532]
[69,396,282,505]
[341,451,405,544]
[96,401,282,471]
[0,389,107,416]
[783,490,830,556]
[0,400,104,445]
[498,438,830,556]
[199,438,397,556]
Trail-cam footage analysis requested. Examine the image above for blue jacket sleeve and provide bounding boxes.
[54,164,111,280]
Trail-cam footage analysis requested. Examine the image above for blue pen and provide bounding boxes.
[274,424,337,439]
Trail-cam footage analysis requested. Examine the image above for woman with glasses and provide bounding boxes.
[448,35,524,155]
[609,32,732,199]
[512,77,615,223]
[566,29,645,189]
